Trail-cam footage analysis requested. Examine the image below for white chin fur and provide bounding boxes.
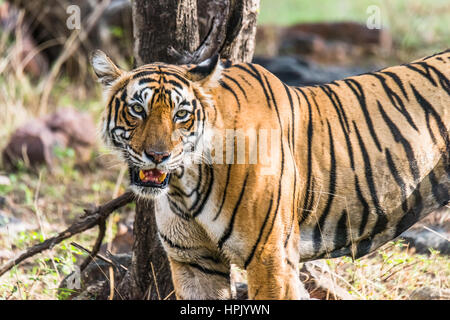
[130,184,167,199]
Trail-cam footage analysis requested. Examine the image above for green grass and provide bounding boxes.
[258,0,450,54]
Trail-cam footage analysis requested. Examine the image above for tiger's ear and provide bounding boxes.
[187,54,222,88]
[90,50,123,88]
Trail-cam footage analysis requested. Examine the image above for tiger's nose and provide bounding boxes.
[145,150,171,164]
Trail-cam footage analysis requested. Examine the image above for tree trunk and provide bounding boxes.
[120,0,260,300]
[221,0,260,63]
[118,200,174,300]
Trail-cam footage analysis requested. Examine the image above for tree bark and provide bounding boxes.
[117,200,174,300]
[122,0,260,300]
[221,0,260,63]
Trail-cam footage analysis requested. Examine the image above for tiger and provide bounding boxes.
[90,49,449,300]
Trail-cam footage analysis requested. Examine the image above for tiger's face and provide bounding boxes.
[91,51,221,197]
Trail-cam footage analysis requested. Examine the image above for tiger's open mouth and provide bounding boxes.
[130,167,171,189]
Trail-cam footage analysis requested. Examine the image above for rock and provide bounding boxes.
[255,22,392,65]
[252,55,373,86]
[410,286,450,300]
[2,108,97,170]
[401,226,449,255]
[0,210,36,235]
[285,22,392,49]
[44,108,96,147]
[2,119,63,169]
[45,108,97,164]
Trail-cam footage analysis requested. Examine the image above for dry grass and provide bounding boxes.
[326,240,449,299]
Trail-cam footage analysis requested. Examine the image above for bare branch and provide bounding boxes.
[71,242,128,272]
[0,190,135,278]
[79,219,106,271]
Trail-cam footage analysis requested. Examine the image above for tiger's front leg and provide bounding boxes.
[246,253,306,299]
[246,250,307,299]
[245,213,307,300]
[168,257,232,300]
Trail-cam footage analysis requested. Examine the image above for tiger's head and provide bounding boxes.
[90,50,222,198]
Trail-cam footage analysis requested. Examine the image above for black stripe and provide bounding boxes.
[320,84,350,132]
[382,71,409,100]
[217,173,250,249]
[353,121,385,217]
[414,61,449,94]
[377,101,421,182]
[429,169,449,206]
[355,239,372,258]
[132,70,156,79]
[353,120,389,256]
[420,49,450,61]
[395,181,424,237]
[410,84,450,175]
[355,211,388,258]
[106,97,116,133]
[405,63,438,86]
[258,73,286,252]
[167,198,191,221]
[167,79,184,89]
[234,64,271,108]
[284,167,297,248]
[159,231,199,250]
[283,83,296,154]
[286,258,296,270]
[333,210,348,249]
[219,79,241,110]
[187,262,230,279]
[213,164,232,221]
[318,85,355,170]
[244,196,274,269]
[112,98,120,128]
[343,78,382,152]
[162,71,191,87]
[370,73,419,131]
[120,104,133,127]
[191,165,214,217]
[223,74,248,100]
[354,175,370,236]
[307,88,322,117]
[138,78,159,85]
[297,88,315,223]
[312,120,337,252]
[385,148,408,212]
[238,74,253,88]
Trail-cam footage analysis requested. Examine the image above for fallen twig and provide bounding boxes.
[71,242,128,272]
[0,190,134,277]
[80,219,106,271]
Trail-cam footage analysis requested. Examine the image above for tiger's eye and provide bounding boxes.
[175,110,188,119]
[131,104,144,113]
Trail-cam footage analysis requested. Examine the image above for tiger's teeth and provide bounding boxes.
[158,173,167,183]
[139,170,145,181]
